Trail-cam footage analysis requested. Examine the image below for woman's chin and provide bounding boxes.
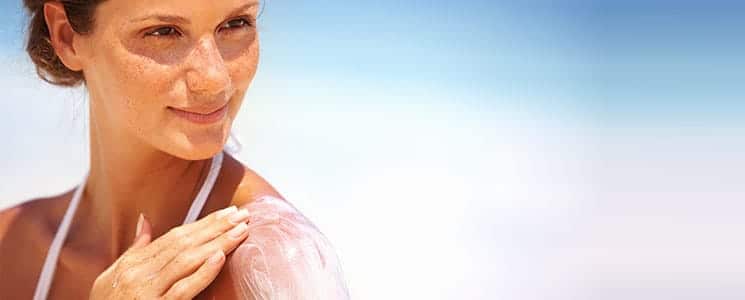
[159,133,229,161]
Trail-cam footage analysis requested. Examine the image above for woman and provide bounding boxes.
[0,0,349,299]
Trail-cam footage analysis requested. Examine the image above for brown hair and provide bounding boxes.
[23,0,105,87]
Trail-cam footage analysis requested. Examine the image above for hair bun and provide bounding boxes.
[22,0,100,87]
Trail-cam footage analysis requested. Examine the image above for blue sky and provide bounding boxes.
[2,1,745,299]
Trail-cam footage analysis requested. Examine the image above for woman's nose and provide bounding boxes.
[185,37,231,96]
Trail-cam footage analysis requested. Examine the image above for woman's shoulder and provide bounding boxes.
[0,204,22,243]
[224,183,350,299]
[0,190,73,243]
[0,200,48,300]
[222,152,285,208]
[202,154,349,299]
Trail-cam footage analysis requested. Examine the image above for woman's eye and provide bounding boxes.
[220,18,252,31]
[147,27,179,37]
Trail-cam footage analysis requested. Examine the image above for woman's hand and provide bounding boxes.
[89,206,251,300]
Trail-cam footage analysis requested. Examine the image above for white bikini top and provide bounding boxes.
[32,151,224,300]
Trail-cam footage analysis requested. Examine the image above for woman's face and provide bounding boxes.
[75,0,260,160]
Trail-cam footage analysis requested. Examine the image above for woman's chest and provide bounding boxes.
[0,214,52,298]
[0,218,99,299]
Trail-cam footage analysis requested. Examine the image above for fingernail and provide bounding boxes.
[228,208,250,224]
[216,206,237,219]
[208,250,224,265]
[228,222,249,239]
[136,213,144,236]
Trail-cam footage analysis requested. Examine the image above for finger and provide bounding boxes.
[155,222,249,291]
[162,250,225,300]
[181,205,242,233]
[146,206,249,257]
[130,206,249,278]
[180,207,250,247]
[130,213,153,250]
[111,214,152,286]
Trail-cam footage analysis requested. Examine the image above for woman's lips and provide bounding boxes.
[168,104,228,124]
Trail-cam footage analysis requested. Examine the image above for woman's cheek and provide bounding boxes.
[227,60,257,91]
[226,40,260,88]
[121,56,181,99]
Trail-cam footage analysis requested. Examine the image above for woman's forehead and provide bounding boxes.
[97,0,260,25]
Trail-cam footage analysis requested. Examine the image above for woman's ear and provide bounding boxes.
[43,2,84,71]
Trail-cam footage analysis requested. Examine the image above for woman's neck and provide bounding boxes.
[74,106,214,262]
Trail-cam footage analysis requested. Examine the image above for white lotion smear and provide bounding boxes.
[228,195,350,300]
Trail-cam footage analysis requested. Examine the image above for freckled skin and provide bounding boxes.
[81,0,260,160]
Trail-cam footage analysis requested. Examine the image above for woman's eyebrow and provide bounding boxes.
[130,1,260,25]
[130,14,189,25]
[224,1,260,18]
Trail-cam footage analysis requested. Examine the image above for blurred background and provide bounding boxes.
[2,0,745,299]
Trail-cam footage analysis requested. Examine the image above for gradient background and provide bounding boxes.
[2,1,745,299]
